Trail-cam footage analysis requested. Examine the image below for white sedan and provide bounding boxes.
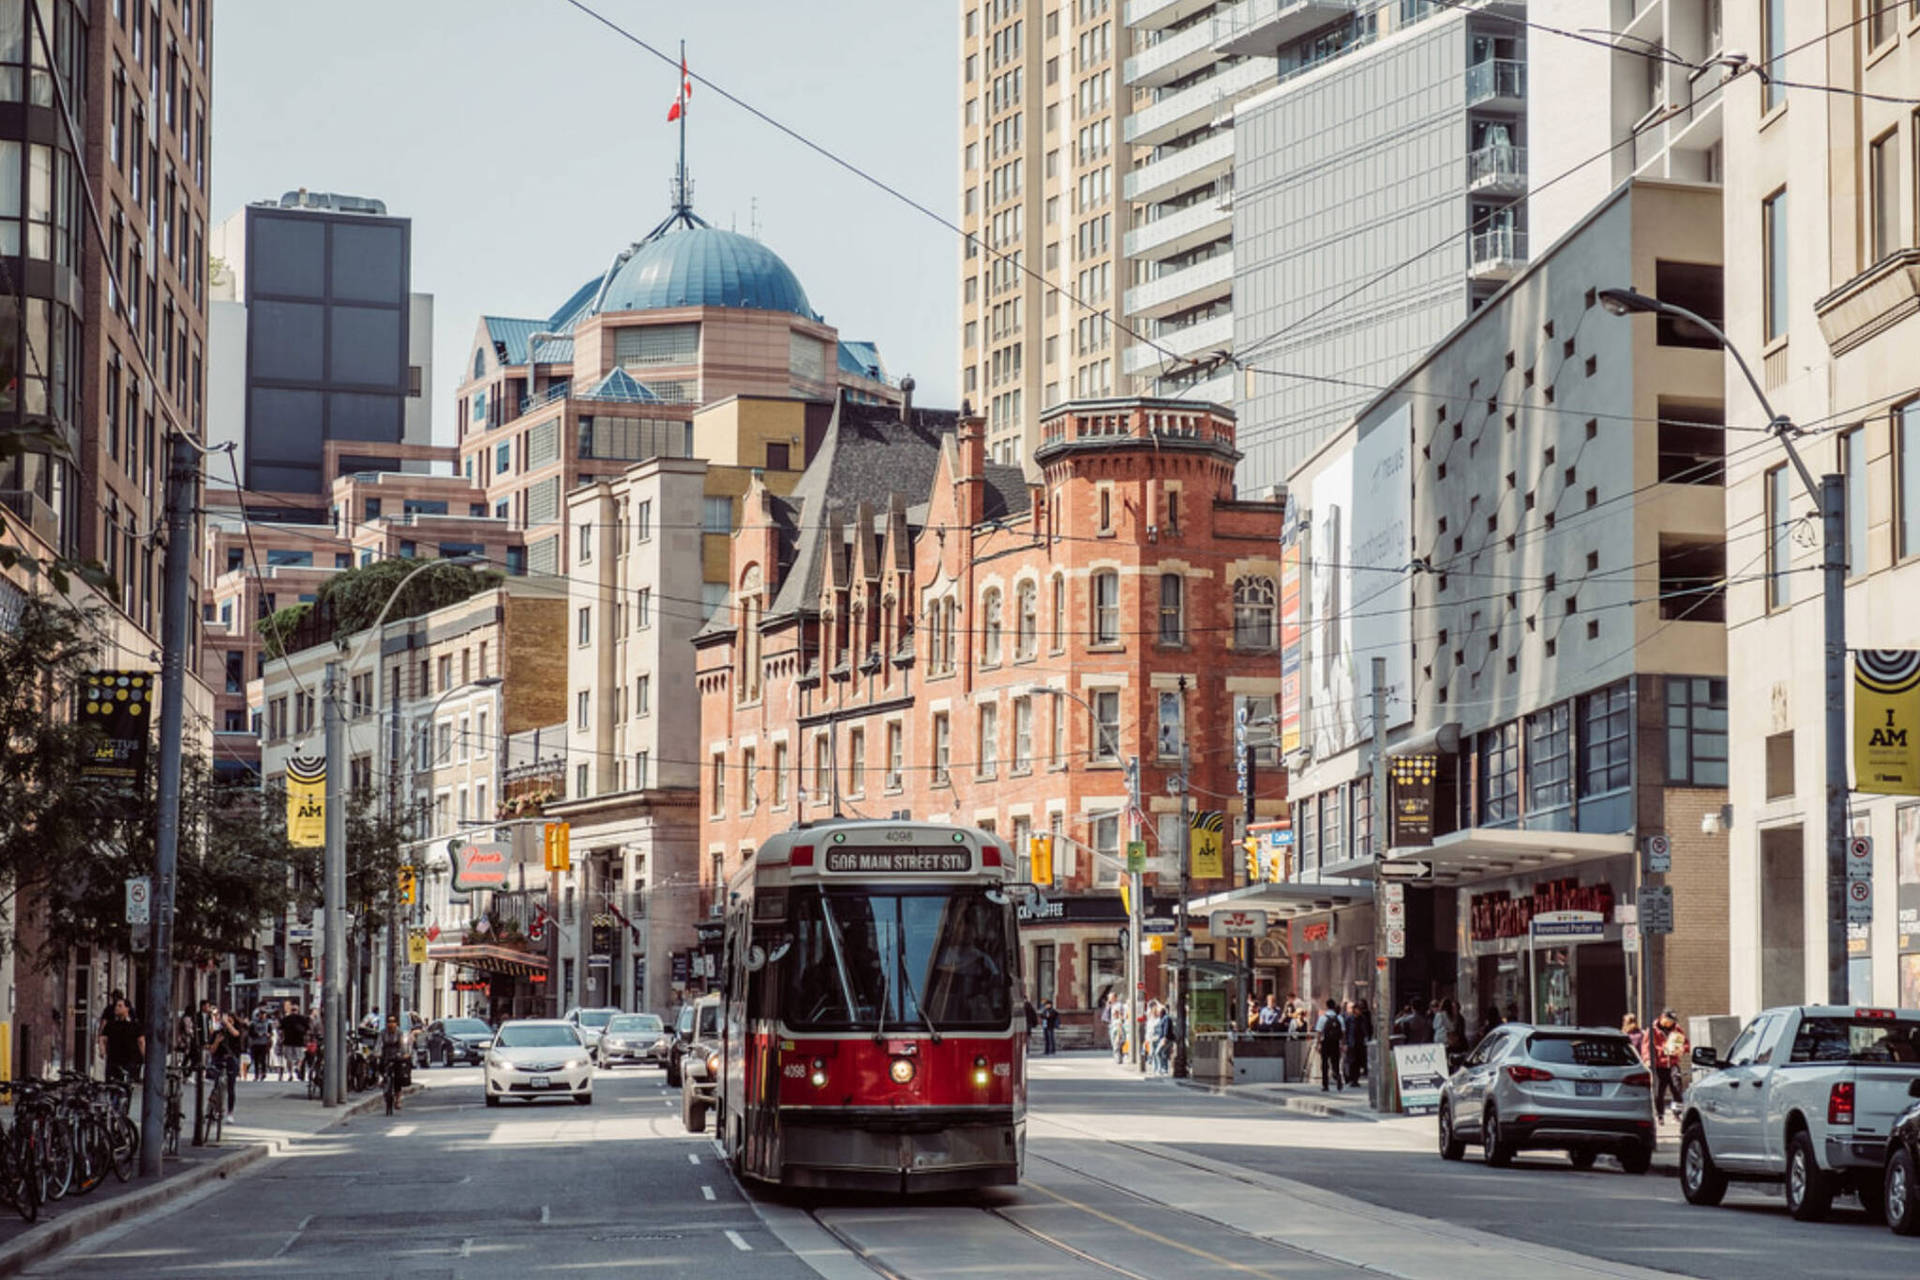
[483,1020,594,1107]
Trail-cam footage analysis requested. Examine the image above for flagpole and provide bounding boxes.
[676,38,688,216]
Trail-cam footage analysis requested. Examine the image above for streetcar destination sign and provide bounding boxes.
[824,849,972,873]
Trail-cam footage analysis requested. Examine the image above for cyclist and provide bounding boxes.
[377,1015,413,1112]
[96,998,145,1085]
[205,1003,243,1120]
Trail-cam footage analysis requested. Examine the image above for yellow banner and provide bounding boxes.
[1855,651,1920,795]
[1190,810,1225,879]
[406,929,429,964]
[286,756,326,848]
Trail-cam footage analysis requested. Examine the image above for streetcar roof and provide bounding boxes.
[733,820,1012,887]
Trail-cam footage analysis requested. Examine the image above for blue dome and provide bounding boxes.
[594,226,813,319]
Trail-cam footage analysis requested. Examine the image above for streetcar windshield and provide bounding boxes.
[782,888,1011,1032]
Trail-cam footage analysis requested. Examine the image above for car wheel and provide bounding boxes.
[484,1094,500,1108]
[1786,1130,1835,1222]
[1888,1147,1920,1236]
[1438,1102,1465,1161]
[1617,1142,1653,1175]
[1483,1107,1514,1168]
[1856,1170,1887,1224]
[1568,1150,1598,1171]
[683,1095,707,1134]
[1679,1124,1726,1205]
[666,1062,681,1089]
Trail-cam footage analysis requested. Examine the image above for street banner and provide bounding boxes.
[1388,753,1437,847]
[1280,537,1303,755]
[1855,650,1920,795]
[1897,803,1920,1006]
[286,756,326,848]
[1393,1043,1447,1115]
[1190,810,1225,879]
[406,929,428,964]
[79,670,154,784]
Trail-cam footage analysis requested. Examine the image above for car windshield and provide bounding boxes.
[1526,1034,1640,1067]
[495,1025,579,1049]
[1790,1016,1920,1063]
[443,1019,489,1036]
[578,1010,614,1029]
[781,887,1012,1032]
[608,1015,662,1033]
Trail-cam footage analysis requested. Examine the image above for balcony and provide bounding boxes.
[1124,196,1232,262]
[1126,131,1233,205]
[1213,0,1356,58]
[1125,252,1233,321]
[1125,0,1218,33]
[1468,227,1528,281]
[1124,312,1234,375]
[0,489,57,548]
[1125,58,1274,148]
[1465,58,1525,110]
[1125,19,1221,88]
[1466,143,1526,195]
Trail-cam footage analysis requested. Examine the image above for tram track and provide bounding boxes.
[803,1196,1164,1280]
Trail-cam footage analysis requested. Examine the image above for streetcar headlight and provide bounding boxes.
[889,1056,916,1084]
[973,1055,990,1087]
[706,1053,720,1076]
[809,1057,828,1088]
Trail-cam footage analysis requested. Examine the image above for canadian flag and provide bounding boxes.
[667,56,691,121]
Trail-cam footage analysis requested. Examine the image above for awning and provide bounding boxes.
[1318,827,1635,884]
[424,944,551,978]
[1183,879,1374,920]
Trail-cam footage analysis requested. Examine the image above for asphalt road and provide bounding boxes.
[31,1054,1920,1279]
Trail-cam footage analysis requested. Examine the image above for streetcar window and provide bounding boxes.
[781,888,1012,1032]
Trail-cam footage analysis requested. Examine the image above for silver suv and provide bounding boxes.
[1438,1023,1656,1173]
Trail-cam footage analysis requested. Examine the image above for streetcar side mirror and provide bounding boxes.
[744,944,767,973]
[984,889,1009,906]
[767,940,792,964]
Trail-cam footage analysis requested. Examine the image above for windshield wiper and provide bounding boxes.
[896,958,941,1044]
[817,895,863,1029]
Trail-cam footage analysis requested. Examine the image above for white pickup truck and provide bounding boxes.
[1679,1005,1920,1221]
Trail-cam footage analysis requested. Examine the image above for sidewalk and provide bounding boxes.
[0,1070,409,1276]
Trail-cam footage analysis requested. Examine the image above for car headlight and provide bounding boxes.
[487,1052,505,1067]
[566,1057,587,1070]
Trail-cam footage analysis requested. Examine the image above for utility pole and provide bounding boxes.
[1125,753,1144,1074]
[1173,674,1193,1078]
[1240,712,1257,1019]
[139,433,197,1176]
[322,662,347,1106]
[1370,657,1397,1113]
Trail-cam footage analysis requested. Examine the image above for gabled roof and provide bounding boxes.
[980,463,1033,522]
[837,340,887,382]
[578,367,665,404]
[483,316,546,367]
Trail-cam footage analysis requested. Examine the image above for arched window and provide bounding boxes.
[981,588,1003,666]
[1015,581,1038,660]
[1233,575,1277,649]
[473,348,486,381]
[1090,570,1119,644]
[736,565,764,702]
[943,599,960,673]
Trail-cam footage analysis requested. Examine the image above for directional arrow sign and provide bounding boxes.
[1376,860,1434,882]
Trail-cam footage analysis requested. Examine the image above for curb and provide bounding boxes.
[0,1084,407,1278]
[1169,1075,1383,1121]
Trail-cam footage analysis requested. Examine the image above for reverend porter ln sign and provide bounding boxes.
[451,841,511,894]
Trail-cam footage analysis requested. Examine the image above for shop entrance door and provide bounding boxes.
[1574,943,1626,1029]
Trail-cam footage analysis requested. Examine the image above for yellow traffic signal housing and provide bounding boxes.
[544,821,572,872]
[1028,834,1053,887]
[397,865,417,905]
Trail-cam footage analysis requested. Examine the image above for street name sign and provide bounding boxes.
[1637,886,1675,935]
[1529,909,1605,940]
[1141,916,1178,936]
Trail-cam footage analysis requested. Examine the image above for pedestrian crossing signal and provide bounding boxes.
[1028,835,1053,887]
[397,866,417,905]
[544,821,572,872]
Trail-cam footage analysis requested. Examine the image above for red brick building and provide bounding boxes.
[695,398,1289,1037]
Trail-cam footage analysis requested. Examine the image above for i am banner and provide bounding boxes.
[1855,651,1920,796]
[80,671,154,785]
[286,756,326,848]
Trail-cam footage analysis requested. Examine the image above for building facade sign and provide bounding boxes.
[1469,879,1616,942]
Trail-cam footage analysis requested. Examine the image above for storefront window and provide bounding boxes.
[1034,943,1056,1006]
[1477,723,1520,826]
[1297,794,1317,873]
[1577,681,1632,798]
[1666,677,1728,786]
[1320,784,1345,862]
[1086,942,1122,1009]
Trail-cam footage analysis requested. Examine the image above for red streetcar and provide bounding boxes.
[714,819,1027,1193]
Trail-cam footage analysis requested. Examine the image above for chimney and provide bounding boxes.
[956,403,987,525]
[898,374,916,424]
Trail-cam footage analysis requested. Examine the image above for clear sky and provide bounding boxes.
[210,0,959,444]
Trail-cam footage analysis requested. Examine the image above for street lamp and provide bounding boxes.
[321,553,488,1106]
[1028,684,1147,1072]
[1598,286,1850,1004]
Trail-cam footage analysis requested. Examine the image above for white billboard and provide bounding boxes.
[1305,405,1413,759]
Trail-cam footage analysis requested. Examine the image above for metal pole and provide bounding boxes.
[323,662,347,1106]
[1241,737,1257,1027]
[139,433,196,1176]
[1174,692,1192,1078]
[1370,657,1396,1112]
[1125,754,1143,1073]
[1821,473,1850,1004]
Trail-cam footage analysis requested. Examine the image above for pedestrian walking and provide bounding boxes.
[1255,994,1285,1032]
[280,1004,312,1081]
[1103,992,1126,1062]
[1622,1013,1646,1065]
[206,1004,243,1118]
[96,997,145,1085]
[1315,998,1345,1091]
[1341,1000,1367,1088]
[1650,1010,1690,1121]
[379,1014,413,1110]
[1040,1000,1059,1056]
[248,1006,274,1081]
[1148,1001,1173,1076]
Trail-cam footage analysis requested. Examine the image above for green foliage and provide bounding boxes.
[317,557,499,645]
[258,602,311,660]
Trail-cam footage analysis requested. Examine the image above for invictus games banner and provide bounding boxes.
[286,756,326,848]
[79,670,153,784]
[1855,651,1920,796]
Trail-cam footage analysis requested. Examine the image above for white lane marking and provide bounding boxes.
[388,1124,416,1137]
[540,1203,551,1225]
[687,1152,700,1165]
[460,1238,474,1257]
[724,1229,752,1252]
[701,1185,716,1201]
[272,1214,315,1259]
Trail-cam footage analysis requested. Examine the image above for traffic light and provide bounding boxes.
[1244,836,1260,882]
[544,821,572,872]
[1028,834,1053,887]
[397,865,417,905]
